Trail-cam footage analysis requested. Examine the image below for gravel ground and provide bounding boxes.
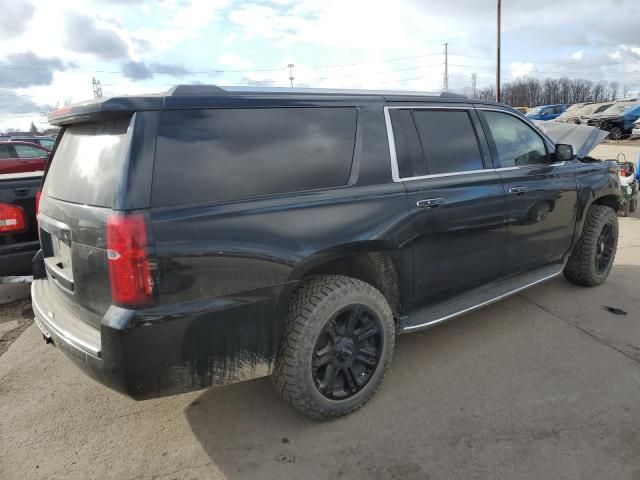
[1,144,639,479]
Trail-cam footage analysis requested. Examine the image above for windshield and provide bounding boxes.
[526,107,542,116]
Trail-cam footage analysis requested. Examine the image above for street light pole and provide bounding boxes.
[496,0,501,102]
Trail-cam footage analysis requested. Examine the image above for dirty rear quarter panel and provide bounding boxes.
[147,182,409,388]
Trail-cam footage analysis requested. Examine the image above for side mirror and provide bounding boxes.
[555,144,575,161]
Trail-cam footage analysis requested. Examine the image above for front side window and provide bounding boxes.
[153,108,357,206]
[14,145,47,158]
[482,111,548,168]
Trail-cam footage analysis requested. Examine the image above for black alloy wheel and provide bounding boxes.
[312,305,382,400]
[595,221,616,275]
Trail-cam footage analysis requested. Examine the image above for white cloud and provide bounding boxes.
[510,62,535,78]
[218,53,252,69]
[572,50,583,61]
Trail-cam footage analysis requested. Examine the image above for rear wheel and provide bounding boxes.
[564,205,618,286]
[272,275,395,419]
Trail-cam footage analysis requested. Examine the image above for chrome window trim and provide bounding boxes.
[384,104,488,183]
[383,106,563,183]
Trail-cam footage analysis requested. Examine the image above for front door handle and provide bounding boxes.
[416,198,444,209]
[509,186,528,195]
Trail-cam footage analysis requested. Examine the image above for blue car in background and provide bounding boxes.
[525,104,567,121]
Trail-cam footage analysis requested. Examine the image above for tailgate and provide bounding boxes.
[39,116,133,327]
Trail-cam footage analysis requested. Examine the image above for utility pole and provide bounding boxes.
[443,43,449,92]
[287,64,295,88]
[471,73,477,98]
[92,77,103,98]
[496,0,501,102]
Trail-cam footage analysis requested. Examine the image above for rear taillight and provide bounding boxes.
[0,203,27,234]
[106,213,153,307]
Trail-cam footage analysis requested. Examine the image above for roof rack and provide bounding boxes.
[167,84,469,99]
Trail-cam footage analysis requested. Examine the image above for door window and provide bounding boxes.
[390,108,484,178]
[14,145,47,158]
[412,110,484,175]
[482,111,549,168]
[0,145,13,159]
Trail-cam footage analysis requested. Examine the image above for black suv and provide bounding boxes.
[32,86,621,419]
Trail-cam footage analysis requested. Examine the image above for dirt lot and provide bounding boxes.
[1,148,639,479]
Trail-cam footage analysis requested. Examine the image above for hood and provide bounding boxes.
[533,120,609,159]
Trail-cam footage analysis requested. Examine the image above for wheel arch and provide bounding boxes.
[275,245,406,328]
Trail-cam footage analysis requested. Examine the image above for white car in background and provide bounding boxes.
[632,119,640,138]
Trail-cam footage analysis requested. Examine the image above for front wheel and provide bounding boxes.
[272,275,395,419]
[609,126,623,140]
[564,205,618,286]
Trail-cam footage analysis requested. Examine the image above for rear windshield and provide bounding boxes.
[43,117,132,207]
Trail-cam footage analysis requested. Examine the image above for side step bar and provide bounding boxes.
[400,264,564,333]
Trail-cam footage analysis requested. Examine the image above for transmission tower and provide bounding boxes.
[287,64,295,88]
[92,77,103,98]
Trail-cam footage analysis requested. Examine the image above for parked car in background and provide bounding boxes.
[9,136,55,150]
[559,102,617,124]
[587,102,640,140]
[0,141,49,175]
[0,173,42,276]
[631,119,640,138]
[525,104,567,121]
[32,85,621,419]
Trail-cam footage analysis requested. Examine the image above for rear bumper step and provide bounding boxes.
[32,279,101,357]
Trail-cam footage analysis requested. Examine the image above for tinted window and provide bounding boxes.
[412,110,484,175]
[483,111,548,167]
[389,109,428,178]
[153,108,357,206]
[14,145,46,158]
[39,139,55,149]
[44,117,132,207]
[0,145,12,159]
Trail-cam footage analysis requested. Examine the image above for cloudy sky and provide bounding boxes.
[1,0,639,131]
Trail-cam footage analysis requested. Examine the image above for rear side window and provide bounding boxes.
[153,107,357,206]
[43,117,132,207]
[411,109,484,175]
[0,144,13,159]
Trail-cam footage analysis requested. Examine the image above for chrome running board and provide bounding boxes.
[400,264,564,333]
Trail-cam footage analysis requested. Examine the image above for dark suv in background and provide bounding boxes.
[32,86,620,419]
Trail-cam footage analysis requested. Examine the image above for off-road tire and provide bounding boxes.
[564,205,618,286]
[272,275,395,419]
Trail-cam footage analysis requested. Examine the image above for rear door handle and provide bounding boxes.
[416,198,444,209]
[509,186,528,195]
